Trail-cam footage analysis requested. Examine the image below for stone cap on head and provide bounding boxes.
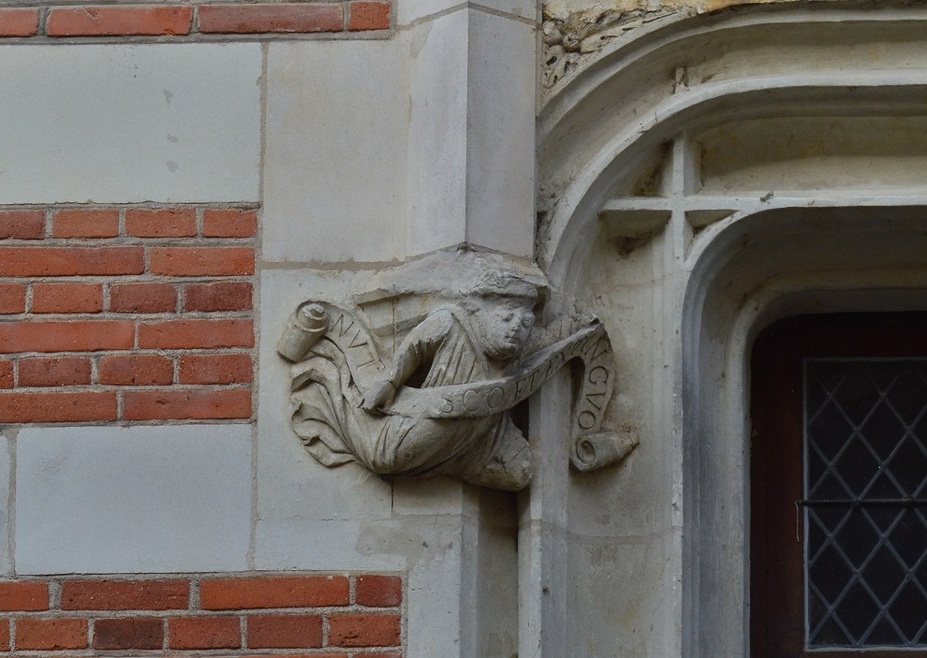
[352,245,548,337]
[469,268,540,303]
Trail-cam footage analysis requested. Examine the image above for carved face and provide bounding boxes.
[479,299,535,361]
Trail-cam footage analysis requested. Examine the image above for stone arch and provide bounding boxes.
[681,206,927,655]
[525,5,927,656]
[538,3,927,277]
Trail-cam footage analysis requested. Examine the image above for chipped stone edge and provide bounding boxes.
[541,5,684,92]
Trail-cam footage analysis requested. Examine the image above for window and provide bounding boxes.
[751,314,927,657]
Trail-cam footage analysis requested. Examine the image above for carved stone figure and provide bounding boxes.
[278,257,637,491]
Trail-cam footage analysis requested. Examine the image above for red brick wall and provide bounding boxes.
[0,573,404,655]
[0,205,256,424]
[0,2,390,38]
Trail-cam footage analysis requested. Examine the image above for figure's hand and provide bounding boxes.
[362,379,397,412]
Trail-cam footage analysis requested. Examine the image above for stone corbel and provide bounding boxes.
[277,251,637,490]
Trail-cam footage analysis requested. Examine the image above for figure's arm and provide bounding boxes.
[362,310,453,411]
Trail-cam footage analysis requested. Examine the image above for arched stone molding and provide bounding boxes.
[682,207,927,655]
[538,3,927,280]
[526,5,927,656]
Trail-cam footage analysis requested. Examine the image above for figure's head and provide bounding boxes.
[478,297,535,361]
[461,269,540,360]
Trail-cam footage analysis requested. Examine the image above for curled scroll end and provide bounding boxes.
[571,429,639,472]
[277,302,328,362]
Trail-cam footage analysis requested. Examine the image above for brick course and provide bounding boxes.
[198,3,343,34]
[168,615,240,649]
[355,575,403,607]
[328,613,402,647]
[47,6,194,36]
[0,2,390,39]
[200,574,350,609]
[32,283,103,314]
[93,617,163,650]
[0,204,255,424]
[179,353,253,384]
[0,391,118,423]
[109,282,177,314]
[0,582,48,612]
[0,211,43,240]
[18,357,92,387]
[51,209,119,238]
[203,208,258,238]
[185,281,253,312]
[125,208,197,238]
[0,574,404,655]
[121,388,252,420]
[0,362,12,389]
[98,354,174,386]
[15,618,88,650]
[60,579,189,610]
[348,1,390,31]
[0,9,39,37]
[0,246,144,277]
[0,285,26,315]
[247,613,324,648]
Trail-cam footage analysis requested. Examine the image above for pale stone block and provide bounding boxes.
[699,116,927,194]
[404,10,536,257]
[396,0,458,24]
[470,500,519,658]
[15,425,251,574]
[392,477,466,515]
[263,41,408,263]
[0,44,261,205]
[398,1,538,26]
[404,11,470,253]
[405,520,470,658]
[465,10,536,257]
[474,0,539,21]
[565,533,680,658]
[263,12,535,263]
[0,433,10,575]
[255,519,406,572]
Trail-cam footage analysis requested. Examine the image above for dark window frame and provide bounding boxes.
[750,313,927,658]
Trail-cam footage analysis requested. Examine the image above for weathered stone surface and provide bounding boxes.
[0,44,260,204]
[278,250,635,490]
[15,425,250,574]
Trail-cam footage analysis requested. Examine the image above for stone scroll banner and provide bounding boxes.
[388,321,638,471]
[281,302,637,473]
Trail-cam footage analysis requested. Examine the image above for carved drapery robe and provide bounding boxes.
[290,306,532,490]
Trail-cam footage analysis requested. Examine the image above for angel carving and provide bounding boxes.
[278,256,636,491]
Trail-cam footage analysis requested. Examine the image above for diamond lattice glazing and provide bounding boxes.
[805,359,927,648]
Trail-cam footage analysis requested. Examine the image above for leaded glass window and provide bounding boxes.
[805,358,927,648]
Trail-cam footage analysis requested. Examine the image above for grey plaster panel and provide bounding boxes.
[15,424,251,574]
[0,44,261,204]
